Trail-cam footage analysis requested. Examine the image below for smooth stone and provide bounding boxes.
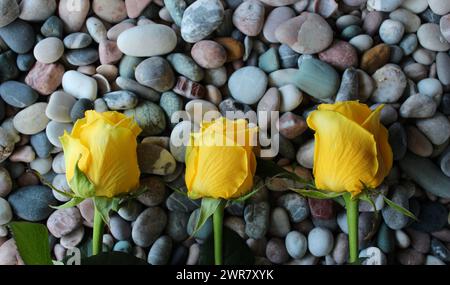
[258,48,280,73]
[336,67,359,102]
[278,44,299,68]
[297,56,340,101]
[428,0,450,15]
[8,185,57,221]
[51,174,70,202]
[371,64,407,103]
[180,0,224,43]
[9,146,35,163]
[266,238,289,264]
[85,17,107,44]
[318,40,358,71]
[332,233,348,265]
[277,193,309,223]
[13,103,49,135]
[191,40,227,69]
[160,92,184,126]
[406,228,431,253]
[132,207,167,247]
[390,8,421,33]
[113,240,132,253]
[413,48,436,65]
[285,231,307,259]
[406,126,434,157]
[436,53,450,87]
[65,48,99,66]
[187,208,212,240]
[135,57,174,92]
[137,143,176,175]
[418,78,443,102]
[0,198,12,225]
[30,132,52,159]
[46,121,72,147]
[118,200,142,222]
[397,248,425,265]
[382,186,410,230]
[58,0,90,32]
[109,214,131,241]
[25,62,64,95]
[349,34,374,53]
[412,202,448,232]
[19,0,56,22]
[425,255,446,265]
[117,24,177,57]
[167,53,204,82]
[107,22,135,41]
[268,68,299,87]
[341,25,363,40]
[430,238,450,261]
[278,112,307,139]
[0,81,38,108]
[0,239,23,265]
[164,0,186,26]
[137,176,167,207]
[380,19,405,45]
[269,207,291,238]
[400,94,437,118]
[185,99,220,124]
[0,0,19,28]
[232,0,265,36]
[124,102,166,136]
[33,37,64,64]
[296,139,314,169]
[205,85,222,105]
[401,0,428,13]
[308,227,334,257]
[404,63,427,81]
[275,13,333,54]
[420,8,441,24]
[41,16,63,38]
[166,211,189,242]
[0,51,19,82]
[400,34,418,56]
[440,94,450,115]
[0,167,12,197]
[228,66,267,105]
[70,98,94,122]
[203,67,227,87]
[278,84,303,112]
[417,23,450,52]
[148,236,172,265]
[363,11,384,36]
[16,53,35,72]
[368,0,404,11]
[377,222,395,253]
[244,202,270,239]
[360,44,391,74]
[441,15,450,42]
[263,7,295,43]
[115,77,159,102]
[416,113,450,145]
[103,91,138,110]
[62,70,98,101]
[46,91,77,123]
[336,15,361,30]
[92,0,127,23]
[395,230,411,248]
[257,87,280,130]
[99,40,123,65]
[47,207,82,239]
[0,19,35,54]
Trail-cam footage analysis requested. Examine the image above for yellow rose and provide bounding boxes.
[185,117,258,200]
[60,111,142,198]
[306,101,393,195]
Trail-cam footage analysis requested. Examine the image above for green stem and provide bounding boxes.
[93,207,104,255]
[344,193,359,264]
[213,201,225,265]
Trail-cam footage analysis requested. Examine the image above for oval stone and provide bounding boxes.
[0,81,38,108]
[13,103,49,135]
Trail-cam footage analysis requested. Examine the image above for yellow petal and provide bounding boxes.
[77,118,140,197]
[318,101,372,125]
[307,110,379,195]
[186,133,251,199]
[59,131,91,184]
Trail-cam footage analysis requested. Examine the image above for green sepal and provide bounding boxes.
[383,196,418,221]
[69,159,96,198]
[192,198,224,237]
[51,197,85,210]
[93,196,121,224]
[290,188,345,199]
[32,170,75,199]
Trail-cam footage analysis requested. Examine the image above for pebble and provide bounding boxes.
[0,238,23,265]
[65,48,99,66]
[137,176,167,207]
[125,102,166,136]
[269,207,291,238]
[406,126,434,157]
[278,84,303,112]
[390,8,421,33]
[148,236,172,265]
[228,66,268,105]
[428,0,450,15]
[0,81,38,108]
[318,40,358,71]
[13,103,49,135]
[180,0,224,43]
[416,113,450,145]
[186,209,212,240]
[103,91,138,110]
[70,99,94,122]
[371,64,407,103]
[308,227,334,257]
[395,230,411,248]
[58,0,90,33]
[368,0,404,12]
[349,34,373,53]
[191,40,227,69]
[406,228,431,253]
[118,24,177,57]
[62,71,97,101]
[425,254,446,265]
[285,231,307,259]
[86,17,107,44]
[31,132,52,160]
[0,198,12,225]
[400,94,437,118]
[0,168,12,197]
[0,0,19,28]
[417,23,450,52]
[266,238,289,264]
[135,57,174,92]
[413,48,436,65]
[41,16,63,39]
[244,202,270,239]
[137,143,176,175]
[16,53,35,72]
[412,202,448,232]
[382,186,410,230]
[110,214,131,241]
[418,78,443,102]
[401,0,428,13]
[132,207,167,247]
[275,13,333,54]
[0,19,35,54]
[233,0,265,36]
[118,200,142,222]
[33,37,64,64]
[47,208,82,238]
[92,0,127,23]
[167,53,204,82]
[45,121,73,148]
[263,7,295,43]
[436,52,450,87]
[441,15,450,43]
[166,211,189,242]
[25,62,64,95]
[379,19,405,45]
[60,226,84,249]
[46,91,77,123]
[397,248,425,265]
[332,233,348,265]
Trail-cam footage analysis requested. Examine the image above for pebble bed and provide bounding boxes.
[0,0,450,266]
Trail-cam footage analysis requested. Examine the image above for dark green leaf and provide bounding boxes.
[8,222,53,265]
[290,188,345,199]
[383,196,418,221]
[81,252,148,265]
[199,227,255,265]
[70,159,95,198]
[51,197,85,210]
[193,198,222,236]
